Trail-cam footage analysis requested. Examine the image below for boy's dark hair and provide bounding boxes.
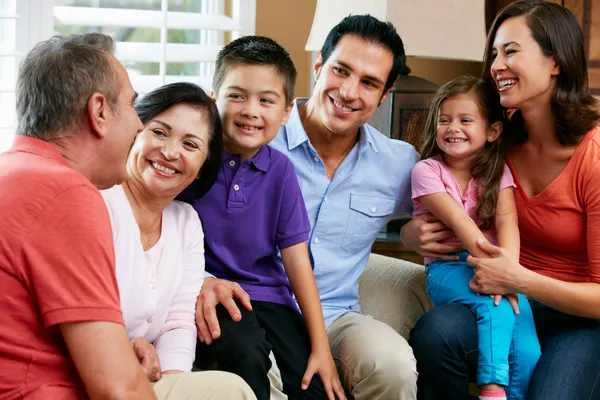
[320,14,409,93]
[483,0,599,146]
[212,36,297,104]
[135,82,223,201]
[420,75,505,230]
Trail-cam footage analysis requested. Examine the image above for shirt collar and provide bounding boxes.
[284,98,311,151]
[284,98,380,154]
[223,145,270,172]
[9,135,70,167]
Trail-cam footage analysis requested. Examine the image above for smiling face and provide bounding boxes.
[311,34,393,137]
[435,92,499,165]
[127,103,210,199]
[490,16,559,111]
[214,64,292,160]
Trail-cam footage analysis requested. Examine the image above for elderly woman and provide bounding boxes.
[101,82,255,399]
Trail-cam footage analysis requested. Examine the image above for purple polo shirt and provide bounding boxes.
[193,145,310,309]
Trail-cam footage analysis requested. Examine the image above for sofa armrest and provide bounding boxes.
[358,253,433,340]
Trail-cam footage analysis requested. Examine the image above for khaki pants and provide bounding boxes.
[327,312,418,400]
[152,371,256,399]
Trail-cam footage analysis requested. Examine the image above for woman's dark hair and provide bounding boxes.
[135,82,222,201]
[320,14,410,93]
[420,75,505,230]
[482,0,599,146]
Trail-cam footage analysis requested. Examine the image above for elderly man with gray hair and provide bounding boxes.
[0,33,254,400]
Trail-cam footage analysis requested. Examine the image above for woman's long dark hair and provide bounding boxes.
[134,82,222,201]
[420,75,505,230]
[482,0,599,146]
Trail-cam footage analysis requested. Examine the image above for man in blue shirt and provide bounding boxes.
[196,15,419,399]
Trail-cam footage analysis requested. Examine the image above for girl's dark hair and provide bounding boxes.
[482,0,599,146]
[420,75,505,230]
[135,82,222,201]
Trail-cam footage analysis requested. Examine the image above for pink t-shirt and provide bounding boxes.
[411,154,516,263]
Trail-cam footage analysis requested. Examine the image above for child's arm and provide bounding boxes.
[494,187,520,261]
[281,243,346,400]
[418,193,491,258]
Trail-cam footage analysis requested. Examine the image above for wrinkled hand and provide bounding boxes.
[400,213,461,260]
[302,349,346,400]
[467,240,527,303]
[132,337,161,382]
[195,277,252,345]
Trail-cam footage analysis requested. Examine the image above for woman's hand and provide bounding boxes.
[467,240,528,296]
[195,277,252,345]
[131,337,161,382]
[302,348,346,400]
[491,293,520,314]
[400,213,461,260]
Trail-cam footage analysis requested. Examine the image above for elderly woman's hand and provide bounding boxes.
[467,240,527,296]
[131,337,161,382]
[195,277,252,345]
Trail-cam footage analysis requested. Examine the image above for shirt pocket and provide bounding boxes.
[341,194,396,254]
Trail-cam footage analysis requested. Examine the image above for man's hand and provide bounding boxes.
[196,277,252,345]
[400,213,461,260]
[131,337,161,382]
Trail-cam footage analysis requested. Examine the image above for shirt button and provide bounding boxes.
[233,184,240,191]
[146,316,153,323]
[229,160,236,167]
[313,156,320,162]
[314,237,320,244]
[150,282,156,289]
[371,207,377,213]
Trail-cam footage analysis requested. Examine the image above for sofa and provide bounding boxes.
[358,253,432,341]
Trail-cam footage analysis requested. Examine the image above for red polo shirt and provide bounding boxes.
[0,136,124,399]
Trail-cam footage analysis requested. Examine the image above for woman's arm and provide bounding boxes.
[468,243,600,318]
[418,192,490,258]
[154,214,205,373]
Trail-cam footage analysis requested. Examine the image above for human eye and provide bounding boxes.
[462,118,473,124]
[490,51,498,60]
[152,129,167,137]
[333,66,347,75]
[228,93,243,100]
[183,140,199,149]
[506,48,517,55]
[260,98,275,105]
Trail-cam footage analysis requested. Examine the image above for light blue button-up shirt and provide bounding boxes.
[269,98,419,327]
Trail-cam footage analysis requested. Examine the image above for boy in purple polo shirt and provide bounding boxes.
[192,36,345,400]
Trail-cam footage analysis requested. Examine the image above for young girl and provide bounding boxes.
[411,75,540,400]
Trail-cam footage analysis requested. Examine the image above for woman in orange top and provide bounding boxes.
[404,1,600,399]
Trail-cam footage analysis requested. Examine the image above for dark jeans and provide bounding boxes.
[410,300,600,400]
[195,300,327,400]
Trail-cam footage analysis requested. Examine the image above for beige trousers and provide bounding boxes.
[327,312,418,400]
[152,371,256,399]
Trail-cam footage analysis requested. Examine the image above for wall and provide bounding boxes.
[407,57,483,85]
[255,0,317,98]
[255,0,483,97]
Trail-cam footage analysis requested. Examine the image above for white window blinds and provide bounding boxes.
[54,0,256,95]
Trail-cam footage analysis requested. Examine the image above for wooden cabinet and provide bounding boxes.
[487,0,600,98]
